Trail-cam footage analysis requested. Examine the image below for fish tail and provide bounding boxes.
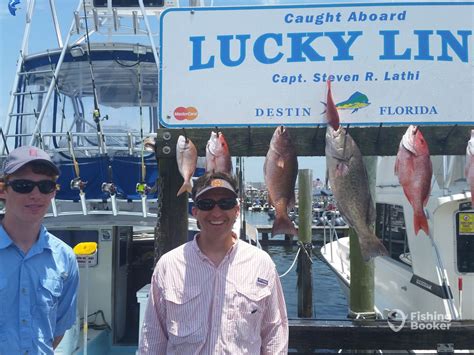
[272,215,297,237]
[320,101,327,115]
[176,181,192,197]
[414,211,429,236]
[358,233,389,262]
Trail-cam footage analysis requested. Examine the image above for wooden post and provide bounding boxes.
[154,157,189,263]
[349,156,377,319]
[297,169,313,318]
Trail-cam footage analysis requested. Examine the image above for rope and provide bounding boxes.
[279,246,301,278]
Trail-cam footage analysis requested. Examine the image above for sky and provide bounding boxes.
[0,0,327,183]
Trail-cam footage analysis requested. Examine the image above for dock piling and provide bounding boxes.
[297,169,313,318]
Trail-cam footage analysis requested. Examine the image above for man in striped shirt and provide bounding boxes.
[139,171,288,354]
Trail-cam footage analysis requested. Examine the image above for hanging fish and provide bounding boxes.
[325,83,388,261]
[264,126,298,237]
[205,131,232,174]
[395,125,432,236]
[8,0,20,16]
[176,135,197,197]
[465,129,474,205]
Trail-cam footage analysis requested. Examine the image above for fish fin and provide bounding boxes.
[320,101,327,115]
[359,234,389,262]
[176,181,192,197]
[336,162,349,177]
[394,155,400,176]
[414,211,429,236]
[272,215,298,237]
[277,157,285,169]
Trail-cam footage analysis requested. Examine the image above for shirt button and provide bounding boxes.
[22,319,27,324]
[21,288,27,294]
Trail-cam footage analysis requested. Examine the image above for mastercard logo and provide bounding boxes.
[174,107,198,121]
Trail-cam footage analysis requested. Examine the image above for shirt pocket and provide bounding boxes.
[36,277,63,312]
[164,285,206,345]
[34,277,63,341]
[232,284,271,344]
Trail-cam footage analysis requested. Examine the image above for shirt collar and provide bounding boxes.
[0,225,13,249]
[191,232,239,260]
[0,224,52,251]
[36,225,53,250]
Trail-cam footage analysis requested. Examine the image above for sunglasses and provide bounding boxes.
[6,179,59,194]
[195,198,238,211]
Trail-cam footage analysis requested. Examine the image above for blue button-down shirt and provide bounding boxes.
[0,225,79,355]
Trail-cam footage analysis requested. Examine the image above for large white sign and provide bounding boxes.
[159,2,473,128]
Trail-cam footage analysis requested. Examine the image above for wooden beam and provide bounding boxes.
[288,319,474,350]
[154,157,189,263]
[154,125,473,157]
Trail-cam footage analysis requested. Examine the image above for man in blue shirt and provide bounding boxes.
[0,146,79,354]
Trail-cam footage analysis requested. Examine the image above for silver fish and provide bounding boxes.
[264,126,298,237]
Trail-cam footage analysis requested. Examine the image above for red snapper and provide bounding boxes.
[395,125,432,236]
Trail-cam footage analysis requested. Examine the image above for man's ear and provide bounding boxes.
[191,206,198,217]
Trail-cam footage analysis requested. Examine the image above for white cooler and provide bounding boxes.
[136,284,151,345]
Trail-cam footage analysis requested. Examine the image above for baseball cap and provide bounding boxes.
[2,146,59,176]
[194,178,238,200]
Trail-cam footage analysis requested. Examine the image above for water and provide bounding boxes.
[243,211,348,319]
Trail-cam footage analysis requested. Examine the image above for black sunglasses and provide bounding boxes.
[195,198,238,211]
[6,179,59,194]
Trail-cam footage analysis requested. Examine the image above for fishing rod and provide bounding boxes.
[67,131,88,215]
[135,53,150,217]
[101,165,118,216]
[81,0,107,155]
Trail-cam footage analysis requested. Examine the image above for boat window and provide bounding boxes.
[455,211,474,273]
[51,229,99,249]
[375,203,411,266]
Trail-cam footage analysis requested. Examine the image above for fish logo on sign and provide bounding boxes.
[321,91,370,114]
[387,309,407,332]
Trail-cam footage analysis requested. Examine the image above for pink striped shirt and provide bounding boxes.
[139,234,288,354]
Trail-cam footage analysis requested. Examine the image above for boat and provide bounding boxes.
[0,1,189,354]
[320,156,474,332]
[250,202,263,212]
[0,5,264,353]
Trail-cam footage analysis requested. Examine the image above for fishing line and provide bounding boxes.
[81,0,106,154]
[137,49,146,185]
